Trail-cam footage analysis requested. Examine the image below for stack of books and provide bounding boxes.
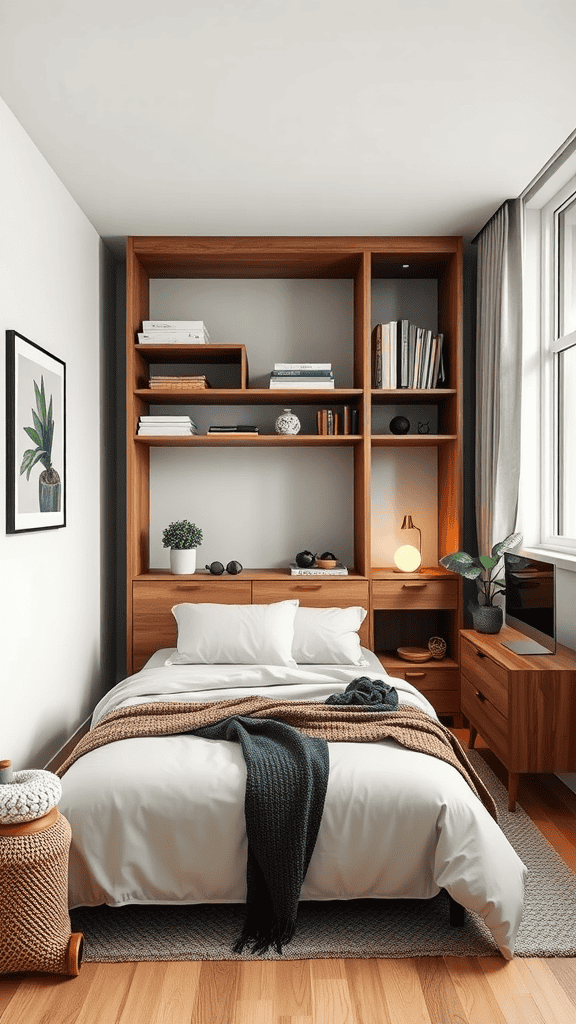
[289,561,348,576]
[269,363,334,389]
[316,406,359,435]
[137,320,211,344]
[137,415,198,436]
[372,322,444,389]
[207,424,259,436]
[148,375,211,390]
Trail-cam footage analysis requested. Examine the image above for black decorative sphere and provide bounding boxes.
[320,551,336,560]
[226,560,243,575]
[389,415,410,435]
[206,561,224,575]
[295,550,315,568]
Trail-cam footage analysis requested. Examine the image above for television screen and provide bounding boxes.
[503,553,556,655]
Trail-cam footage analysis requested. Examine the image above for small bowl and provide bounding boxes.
[316,559,337,569]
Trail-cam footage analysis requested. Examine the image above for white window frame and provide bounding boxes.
[540,176,576,555]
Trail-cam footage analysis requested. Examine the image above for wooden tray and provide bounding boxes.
[396,646,432,663]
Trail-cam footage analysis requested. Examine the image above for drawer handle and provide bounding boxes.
[475,690,487,702]
[475,651,486,659]
[402,583,427,589]
[174,584,202,591]
[405,671,426,679]
[292,584,322,591]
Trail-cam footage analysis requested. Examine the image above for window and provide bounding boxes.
[540,175,576,554]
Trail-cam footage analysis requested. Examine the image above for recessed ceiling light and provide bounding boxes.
[402,264,410,268]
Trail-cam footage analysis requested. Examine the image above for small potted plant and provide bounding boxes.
[162,520,203,575]
[439,531,522,633]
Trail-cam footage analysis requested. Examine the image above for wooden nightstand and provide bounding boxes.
[461,625,576,810]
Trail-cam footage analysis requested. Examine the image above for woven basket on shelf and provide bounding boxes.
[0,759,83,976]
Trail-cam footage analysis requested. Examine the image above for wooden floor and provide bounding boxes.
[2,732,576,1024]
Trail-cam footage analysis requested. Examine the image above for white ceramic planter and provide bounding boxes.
[170,548,197,574]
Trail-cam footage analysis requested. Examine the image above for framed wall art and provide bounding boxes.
[6,330,66,533]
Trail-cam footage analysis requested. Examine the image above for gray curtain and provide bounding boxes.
[475,198,524,554]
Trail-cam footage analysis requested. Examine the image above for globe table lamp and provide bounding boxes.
[394,515,422,572]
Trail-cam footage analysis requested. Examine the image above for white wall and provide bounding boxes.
[0,96,104,770]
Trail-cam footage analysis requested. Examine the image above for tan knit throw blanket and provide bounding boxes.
[56,698,496,820]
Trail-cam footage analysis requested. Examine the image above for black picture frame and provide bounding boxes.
[6,330,66,533]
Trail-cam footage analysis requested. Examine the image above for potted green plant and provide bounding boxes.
[20,376,61,512]
[439,531,522,633]
[162,520,203,575]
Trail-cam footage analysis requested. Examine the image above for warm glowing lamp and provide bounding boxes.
[393,515,422,572]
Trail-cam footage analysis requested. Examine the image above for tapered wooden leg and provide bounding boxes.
[468,724,477,750]
[508,772,519,811]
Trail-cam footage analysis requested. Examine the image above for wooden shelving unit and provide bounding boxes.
[125,236,463,717]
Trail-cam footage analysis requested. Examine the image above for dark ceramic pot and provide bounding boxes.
[472,605,503,634]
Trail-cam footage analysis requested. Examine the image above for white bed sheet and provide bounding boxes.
[59,649,527,958]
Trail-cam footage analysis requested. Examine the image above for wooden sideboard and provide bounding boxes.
[461,625,576,810]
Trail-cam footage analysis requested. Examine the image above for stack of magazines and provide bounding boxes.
[137,320,211,344]
[137,415,198,436]
[289,561,348,576]
[148,375,211,390]
[269,363,334,389]
[207,424,259,436]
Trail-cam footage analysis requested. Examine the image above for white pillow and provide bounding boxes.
[292,605,368,665]
[166,600,299,666]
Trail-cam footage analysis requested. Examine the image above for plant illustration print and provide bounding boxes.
[20,375,61,512]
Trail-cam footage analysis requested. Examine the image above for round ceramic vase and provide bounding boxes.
[275,409,301,435]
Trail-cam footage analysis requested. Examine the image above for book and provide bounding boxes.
[274,362,331,371]
[269,380,334,389]
[343,405,351,435]
[289,561,348,576]
[138,427,197,435]
[138,332,209,344]
[143,321,208,330]
[208,425,258,433]
[270,369,334,378]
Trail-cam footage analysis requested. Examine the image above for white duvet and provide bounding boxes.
[59,649,527,958]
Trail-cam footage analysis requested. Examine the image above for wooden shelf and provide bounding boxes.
[376,652,459,672]
[135,387,362,405]
[371,389,457,402]
[134,434,363,447]
[136,568,368,581]
[135,343,246,363]
[371,434,457,446]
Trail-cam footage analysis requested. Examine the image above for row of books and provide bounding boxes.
[148,375,211,390]
[137,415,198,436]
[138,320,211,345]
[269,362,334,390]
[372,322,445,389]
[316,406,359,435]
[289,561,348,576]
[207,425,259,436]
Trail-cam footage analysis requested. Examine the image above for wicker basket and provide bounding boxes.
[0,761,83,976]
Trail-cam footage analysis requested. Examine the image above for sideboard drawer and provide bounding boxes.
[461,636,508,717]
[461,673,508,762]
[372,579,458,610]
[392,666,459,691]
[252,579,370,647]
[132,579,251,671]
[252,580,369,608]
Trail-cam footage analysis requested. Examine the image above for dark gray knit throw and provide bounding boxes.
[325,675,399,710]
[193,677,398,955]
[194,715,329,955]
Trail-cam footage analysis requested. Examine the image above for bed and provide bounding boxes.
[57,601,527,959]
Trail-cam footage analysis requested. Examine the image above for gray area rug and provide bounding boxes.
[70,752,576,960]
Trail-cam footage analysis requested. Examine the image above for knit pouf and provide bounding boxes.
[0,765,83,976]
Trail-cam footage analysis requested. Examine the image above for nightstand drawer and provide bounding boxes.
[461,674,508,761]
[372,579,458,610]
[390,666,459,691]
[461,636,508,717]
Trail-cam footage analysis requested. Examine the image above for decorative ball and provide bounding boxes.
[275,408,301,435]
[226,560,243,575]
[393,544,422,572]
[206,561,225,575]
[295,550,315,567]
[428,636,447,659]
[389,416,410,435]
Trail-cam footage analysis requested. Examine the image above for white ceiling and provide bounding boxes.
[1,0,575,255]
